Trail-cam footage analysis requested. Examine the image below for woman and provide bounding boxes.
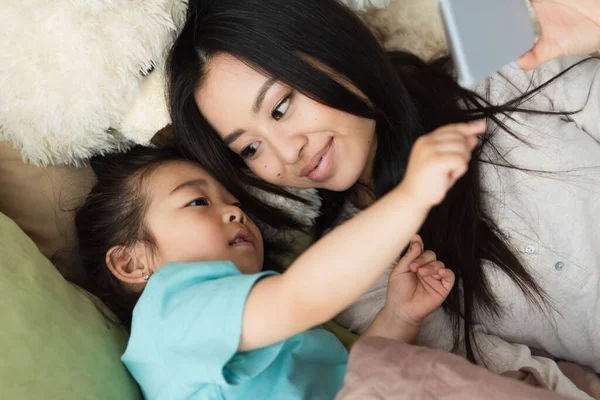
[167,0,600,398]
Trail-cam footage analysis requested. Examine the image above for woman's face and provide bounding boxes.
[195,54,377,191]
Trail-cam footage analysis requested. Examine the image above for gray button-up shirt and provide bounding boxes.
[334,56,600,399]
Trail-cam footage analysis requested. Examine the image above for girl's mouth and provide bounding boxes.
[229,230,254,247]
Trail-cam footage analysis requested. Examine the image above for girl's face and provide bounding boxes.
[143,160,264,274]
[195,54,377,191]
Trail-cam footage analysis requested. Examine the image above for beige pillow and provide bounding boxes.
[0,141,95,284]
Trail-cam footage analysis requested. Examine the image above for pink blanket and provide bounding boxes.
[337,336,572,400]
[530,349,600,399]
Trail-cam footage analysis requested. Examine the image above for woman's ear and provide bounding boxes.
[106,244,151,284]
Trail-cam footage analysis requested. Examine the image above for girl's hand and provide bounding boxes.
[402,122,484,208]
[517,0,600,70]
[383,235,455,326]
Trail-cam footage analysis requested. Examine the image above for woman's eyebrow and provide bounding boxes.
[252,77,277,114]
[224,129,245,145]
[224,77,277,145]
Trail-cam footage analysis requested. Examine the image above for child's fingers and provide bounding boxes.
[433,122,485,151]
[433,151,471,174]
[448,160,469,182]
[433,140,472,157]
[433,131,479,154]
[394,235,424,272]
[404,236,423,262]
[409,250,437,272]
[465,133,479,150]
[416,261,445,277]
[431,130,480,143]
[409,233,425,254]
[436,267,453,278]
[438,268,456,290]
[436,121,486,136]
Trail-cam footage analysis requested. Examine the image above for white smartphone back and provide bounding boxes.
[438,0,536,88]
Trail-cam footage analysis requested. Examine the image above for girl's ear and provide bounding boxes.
[106,244,151,284]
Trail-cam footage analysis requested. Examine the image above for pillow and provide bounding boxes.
[0,212,141,400]
[0,141,95,284]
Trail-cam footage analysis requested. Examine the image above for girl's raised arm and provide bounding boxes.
[238,122,484,352]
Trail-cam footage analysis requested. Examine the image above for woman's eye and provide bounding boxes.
[187,197,209,207]
[241,142,260,159]
[272,95,291,121]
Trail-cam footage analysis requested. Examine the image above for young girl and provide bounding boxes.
[74,122,481,399]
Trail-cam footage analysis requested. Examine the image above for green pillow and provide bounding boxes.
[0,213,141,399]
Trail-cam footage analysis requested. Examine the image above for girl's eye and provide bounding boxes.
[272,94,291,121]
[187,197,209,207]
[241,142,260,159]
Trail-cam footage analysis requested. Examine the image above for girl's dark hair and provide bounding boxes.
[168,0,585,361]
[75,146,187,330]
[75,145,289,330]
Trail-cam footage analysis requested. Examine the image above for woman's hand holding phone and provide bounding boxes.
[517,0,600,70]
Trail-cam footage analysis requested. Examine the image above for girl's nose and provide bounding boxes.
[223,205,246,224]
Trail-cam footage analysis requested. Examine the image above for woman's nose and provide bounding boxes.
[272,134,308,165]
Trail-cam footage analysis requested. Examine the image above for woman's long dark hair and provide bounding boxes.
[168,0,585,361]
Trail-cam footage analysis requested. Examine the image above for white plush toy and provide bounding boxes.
[0,0,390,166]
[0,1,183,165]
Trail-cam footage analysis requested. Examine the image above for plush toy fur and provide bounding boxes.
[365,0,448,61]
[0,0,187,166]
[0,0,392,166]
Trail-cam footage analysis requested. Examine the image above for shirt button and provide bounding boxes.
[555,261,565,271]
[524,245,536,254]
[500,230,510,239]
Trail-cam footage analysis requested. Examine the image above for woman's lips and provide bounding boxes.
[307,139,335,182]
[301,138,332,177]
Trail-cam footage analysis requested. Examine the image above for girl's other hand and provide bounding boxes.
[384,235,455,326]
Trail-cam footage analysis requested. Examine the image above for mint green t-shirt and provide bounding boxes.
[122,261,348,399]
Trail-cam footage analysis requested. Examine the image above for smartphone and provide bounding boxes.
[438,0,536,88]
